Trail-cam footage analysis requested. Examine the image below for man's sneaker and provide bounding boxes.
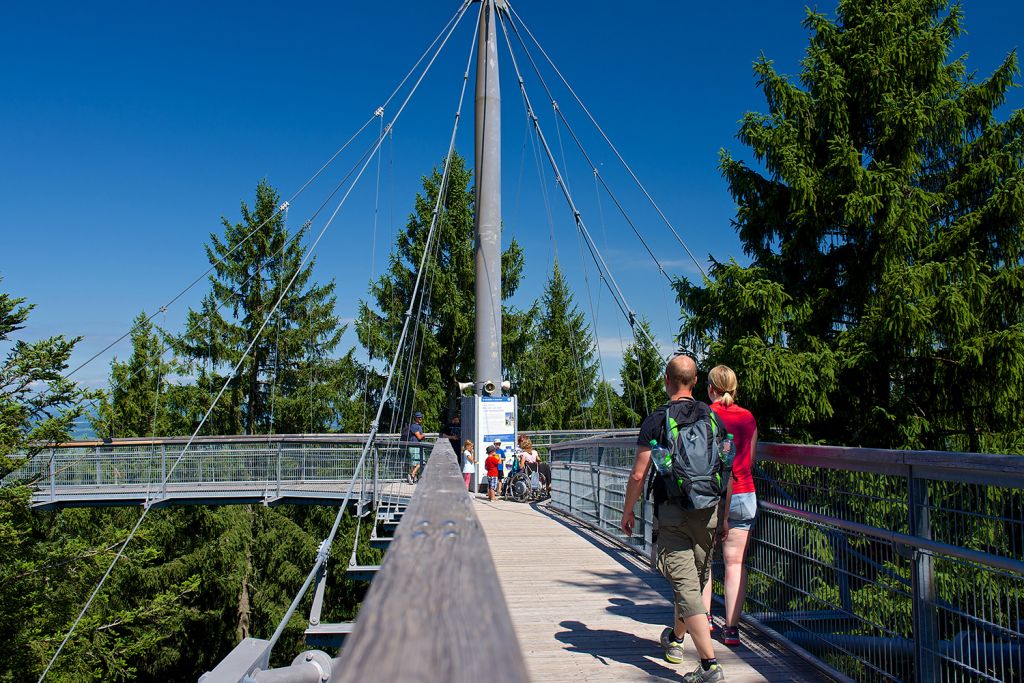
[660,627,685,664]
[722,626,740,646]
[682,662,726,682]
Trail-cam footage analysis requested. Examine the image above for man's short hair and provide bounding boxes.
[486,445,496,454]
[665,353,698,389]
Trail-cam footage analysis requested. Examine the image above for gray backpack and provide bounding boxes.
[659,400,729,510]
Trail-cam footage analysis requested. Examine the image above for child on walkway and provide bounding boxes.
[462,439,476,491]
[484,445,501,502]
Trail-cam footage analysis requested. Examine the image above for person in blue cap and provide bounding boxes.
[405,411,426,483]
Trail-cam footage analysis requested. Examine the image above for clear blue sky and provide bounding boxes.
[3,0,1022,393]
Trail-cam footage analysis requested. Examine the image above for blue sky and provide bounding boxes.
[3,0,1023,395]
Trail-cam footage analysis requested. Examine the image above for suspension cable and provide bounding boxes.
[36,4,475,678]
[363,114,387,428]
[585,175,613,428]
[504,1,707,280]
[36,1,472,406]
[264,0,479,656]
[503,11,673,286]
[497,10,662,358]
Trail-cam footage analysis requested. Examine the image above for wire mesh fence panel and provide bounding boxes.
[751,447,1024,683]
[548,435,653,555]
[547,435,1024,683]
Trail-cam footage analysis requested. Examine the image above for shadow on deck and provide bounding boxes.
[475,497,832,683]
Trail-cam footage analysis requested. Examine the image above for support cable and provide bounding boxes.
[497,11,662,358]
[71,130,387,440]
[588,175,613,428]
[503,11,673,285]
[264,0,479,656]
[36,0,472,402]
[37,4,475,678]
[504,1,707,280]
[403,224,444,424]
[363,114,387,428]
[570,222,596,430]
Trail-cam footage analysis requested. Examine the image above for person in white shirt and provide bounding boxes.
[461,439,476,491]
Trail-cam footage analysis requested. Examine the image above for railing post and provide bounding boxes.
[909,468,938,683]
[49,448,56,502]
[643,497,654,562]
[161,443,167,495]
[373,445,379,511]
[95,445,101,485]
[276,441,282,498]
[568,446,574,515]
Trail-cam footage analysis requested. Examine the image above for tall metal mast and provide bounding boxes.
[474,0,503,396]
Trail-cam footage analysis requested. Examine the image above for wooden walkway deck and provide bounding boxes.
[475,497,827,683]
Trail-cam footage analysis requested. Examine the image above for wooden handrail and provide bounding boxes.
[331,439,529,683]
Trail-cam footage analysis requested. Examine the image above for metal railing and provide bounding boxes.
[1,434,414,507]
[545,431,653,555]
[548,434,1024,683]
[2,430,604,505]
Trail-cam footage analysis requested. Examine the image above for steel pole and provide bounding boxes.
[474,0,502,395]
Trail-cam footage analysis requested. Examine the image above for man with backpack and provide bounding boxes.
[620,353,730,683]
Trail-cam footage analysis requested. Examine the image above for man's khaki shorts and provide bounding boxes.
[655,503,719,619]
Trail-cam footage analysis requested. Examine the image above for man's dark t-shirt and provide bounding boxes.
[403,422,424,443]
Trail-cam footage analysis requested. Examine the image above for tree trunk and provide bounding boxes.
[236,512,253,641]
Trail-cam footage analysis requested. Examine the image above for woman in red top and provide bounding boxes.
[702,365,758,647]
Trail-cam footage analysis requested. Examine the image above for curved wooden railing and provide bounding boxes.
[201,439,529,683]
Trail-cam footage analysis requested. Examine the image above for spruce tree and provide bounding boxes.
[0,281,95,460]
[678,0,1024,451]
[356,153,525,429]
[171,180,357,435]
[518,260,599,430]
[91,312,180,438]
[616,318,665,427]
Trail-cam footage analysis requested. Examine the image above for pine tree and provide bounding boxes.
[91,312,180,438]
[356,153,525,429]
[678,0,1024,451]
[0,282,95,461]
[171,180,357,435]
[518,260,599,430]
[616,318,665,427]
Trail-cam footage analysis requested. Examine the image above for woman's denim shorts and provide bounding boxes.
[728,492,758,530]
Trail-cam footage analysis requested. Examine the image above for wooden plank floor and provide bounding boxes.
[475,497,826,683]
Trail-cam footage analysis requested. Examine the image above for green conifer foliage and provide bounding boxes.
[172,180,356,435]
[518,260,599,430]
[679,0,1024,451]
[356,153,524,428]
[616,318,666,427]
[0,282,95,458]
[91,312,180,438]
